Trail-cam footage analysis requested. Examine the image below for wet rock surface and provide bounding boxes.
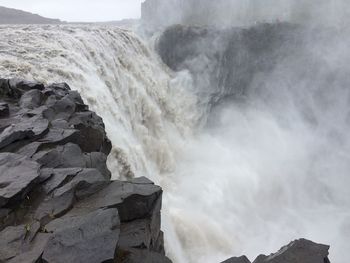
[222,256,251,263]
[0,153,41,207]
[221,239,331,263]
[253,239,331,263]
[0,79,170,263]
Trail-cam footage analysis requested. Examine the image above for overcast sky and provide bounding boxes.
[0,0,144,22]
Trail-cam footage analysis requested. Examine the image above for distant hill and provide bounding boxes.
[0,6,63,24]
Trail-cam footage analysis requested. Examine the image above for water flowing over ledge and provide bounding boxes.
[0,23,348,263]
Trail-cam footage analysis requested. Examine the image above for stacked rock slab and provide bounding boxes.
[0,78,171,263]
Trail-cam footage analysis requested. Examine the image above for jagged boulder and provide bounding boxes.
[42,208,120,263]
[0,153,41,207]
[221,239,331,263]
[222,256,251,263]
[0,78,170,263]
[0,102,9,117]
[253,239,330,263]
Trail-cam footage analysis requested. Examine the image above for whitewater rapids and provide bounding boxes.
[0,25,197,180]
[0,24,349,263]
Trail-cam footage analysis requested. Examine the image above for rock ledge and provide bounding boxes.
[0,78,170,263]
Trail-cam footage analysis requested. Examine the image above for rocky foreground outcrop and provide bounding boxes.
[0,79,170,263]
[222,239,331,263]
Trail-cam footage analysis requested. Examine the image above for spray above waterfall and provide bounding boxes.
[142,0,350,29]
[144,1,350,262]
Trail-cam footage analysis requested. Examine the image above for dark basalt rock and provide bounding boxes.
[0,115,49,150]
[69,111,112,154]
[252,239,330,263]
[84,151,111,179]
[0,153,41,207]
[7,233,51,263]
[221,239,331,263]
[35,189,75,225]
[116,248,172,263]
[0,103,9,117]
[9,79,45,91]
[0,78,169,263]
[222,256,251,263]
[52,168,108,199]
[0,224,28,260]
[75,180,162,222]
[41,168,83,194]
[33,143,86,169]
[20,89,44,109]
[0,222,47,262]
[42,208,120,263]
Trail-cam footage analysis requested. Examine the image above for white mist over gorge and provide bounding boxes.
[142,0,350,29]
[0,1,349,263]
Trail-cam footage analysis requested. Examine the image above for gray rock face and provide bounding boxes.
[0,103,9,117]
[116,248,172,263]
[222,256,251,263]
[42,208,120,263]
[252,239,330,263]
[221,239,331,263]
[0,224,27,260]
[76,180,162,221]
[9,79,45,92]
[0,153,40,207]
[0,115,49,150]
[20,89,44,109]
[0,78,169,263]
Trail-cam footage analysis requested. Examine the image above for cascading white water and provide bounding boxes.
[0,22,349,263]
[0,24,197,181]
[0,25,197,261]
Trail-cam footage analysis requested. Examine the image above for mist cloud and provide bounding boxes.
[153,1,350,262]
[142,0,350,28]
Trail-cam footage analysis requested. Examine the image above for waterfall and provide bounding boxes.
[0,24,198,181]
[0,23,349,263]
